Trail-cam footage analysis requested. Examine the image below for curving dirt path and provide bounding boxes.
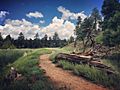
[39,54,108,90]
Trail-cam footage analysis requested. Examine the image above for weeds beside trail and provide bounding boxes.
[50,48,120,90]
[0,49,55,90]
[58,60,120,89]
[40,54,107,90]
[0,49,30,78]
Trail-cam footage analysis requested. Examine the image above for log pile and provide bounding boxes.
[55,53,116,74]
[55,53,92,64]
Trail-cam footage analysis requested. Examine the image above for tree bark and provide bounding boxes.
[55,53,116,74]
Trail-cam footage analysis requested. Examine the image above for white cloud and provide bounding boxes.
[0,17,75,39]
[39,20,45,24]
[1,7,82,39]
[58,6,87,21]
[0,19,41,39]
[0,11,9,18]
[26,11,43,18]
[41,16,75,39]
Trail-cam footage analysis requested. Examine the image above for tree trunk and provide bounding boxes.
[74,39,77,48]
[55,53,116,74]
[82,39,86,53]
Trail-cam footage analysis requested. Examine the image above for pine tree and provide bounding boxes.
[53,32,60,47]
[34,33,39,40]
[91,8,102,33]
[102,0,120,46]
[102,0,120,30]
[2,35,15,49]
[34,33,40,48]
[0,33,3,48]
[69,36,74,43]
[17,32,25,48]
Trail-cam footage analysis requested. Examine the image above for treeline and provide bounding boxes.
[75,0,120,52]
[0,32,72,49]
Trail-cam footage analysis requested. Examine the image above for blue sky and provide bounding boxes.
[0,0,103,25]
[0,0,104,39]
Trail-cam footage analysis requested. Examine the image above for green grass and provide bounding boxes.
[58,60,120,89]
[50,48,120,90]
[0,48,55,90]
[0,49,28,68]
[49,48,71,63]
[95,32,104,44]
[62,41,83,52]
[11,49,52,75]
[102,52,120,75]
[58,60,74,70]
[0,49,32,77]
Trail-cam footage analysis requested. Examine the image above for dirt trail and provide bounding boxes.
[39,54,108,90]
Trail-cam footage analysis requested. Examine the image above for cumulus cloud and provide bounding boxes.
[0,19,41,39]
[41,16,75,39]
[26,11,43,18]
[1,7,81,39]
[0,16,75,39]
[0,11,9,18]
[58,6,87,21]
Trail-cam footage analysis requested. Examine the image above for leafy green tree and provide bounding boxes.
[102,0,120,19]
[18,32,25,40]
[74,16,82,47]
[103,11,120,46]
[101,0,120,30]
[76,17,94,52]
[69,36,74,43]
[2,40,16,49]
[91,8,102,33]
[108,11,120,31]
[48,37,52,47]
[76,8,102,52]
[2,35,16,49]
[102,0,120,46]
[34,33,40,48]
[41,34,48,47]
[53,32,60,41]
[53,32,60,47]
[0,33,3,48]
[17,32,25,48]
[34,33,39,40]
[4,34,12,41]
[43,34,48,41]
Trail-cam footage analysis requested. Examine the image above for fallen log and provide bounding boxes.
[89,61,111,69]
[55,53,116,74]
[55,53,92,64]
[88,61,116,74]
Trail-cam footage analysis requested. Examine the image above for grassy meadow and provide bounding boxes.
[0,45,120,90]
[0,48,55,90]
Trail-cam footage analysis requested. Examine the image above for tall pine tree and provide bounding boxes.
[102,0,120,46]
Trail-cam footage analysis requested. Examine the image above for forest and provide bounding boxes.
[0,0,120,90]
[0,32,68,48]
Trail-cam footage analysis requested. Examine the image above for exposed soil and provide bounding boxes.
[39,54,108,90]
